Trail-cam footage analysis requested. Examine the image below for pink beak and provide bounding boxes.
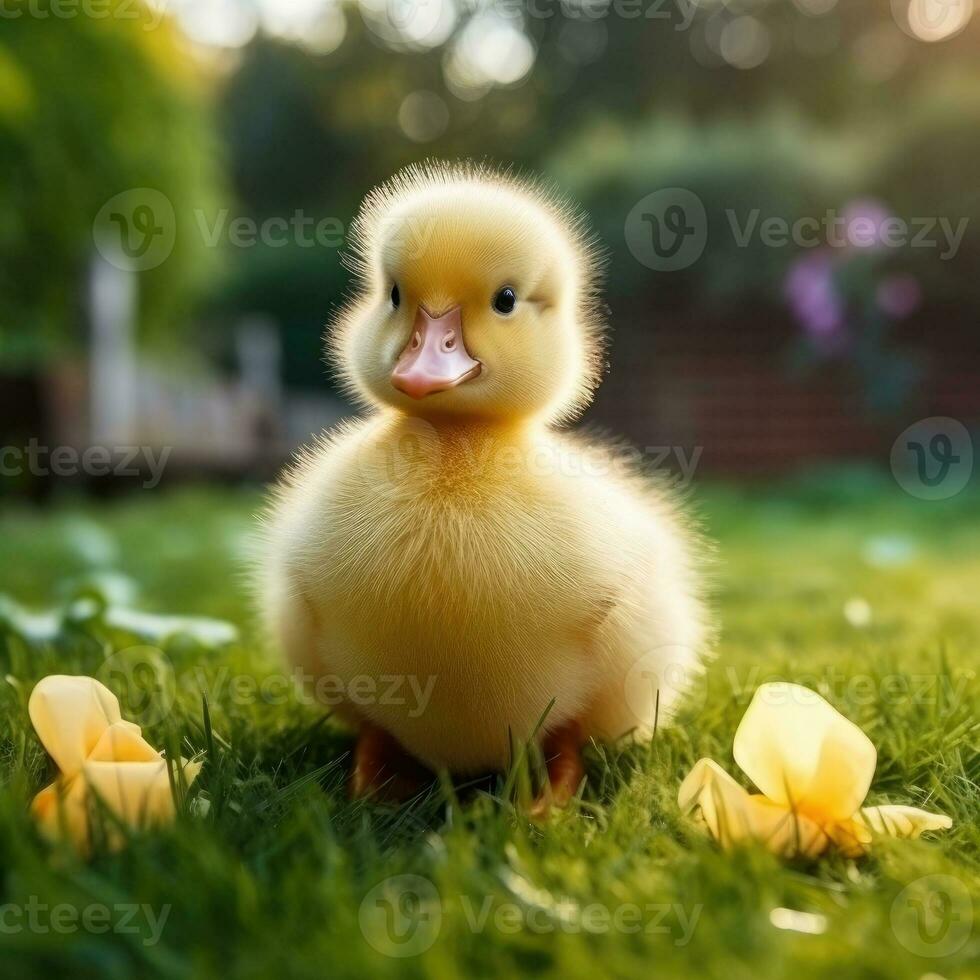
[391,306,482,400]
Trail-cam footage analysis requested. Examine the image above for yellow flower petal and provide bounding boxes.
[88,722,162,764]
[81,757,201,850]
[82,760,175,827]
[28,674,204,855]
[678,758,751,841]
[32,782,64,837]
[826,817,873,858]
[28,676,124,777]
[31,777,91,853]
[678,758,830,857]
[855,805,953,839]
[747,797,829,858]
[733,683,877,822]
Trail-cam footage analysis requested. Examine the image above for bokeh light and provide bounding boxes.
[853,24,908,81]
[360,0,458,50]
[720,16,771,68]
[398,90,451,141]
[443,11,536,97]
[792,0,839,14]
[905,0,973,41]
[173,0,259,49]
[261,0,348,54]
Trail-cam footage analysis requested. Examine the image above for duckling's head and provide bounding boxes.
[331,163,605,424]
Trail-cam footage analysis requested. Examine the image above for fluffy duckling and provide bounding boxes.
[262,162,708,809]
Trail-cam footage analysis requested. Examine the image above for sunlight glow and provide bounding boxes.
[906,0,973,41]
[260,0,348,54]
[360,0,458,50]
[444,11,535,97]
[176,0,258,48]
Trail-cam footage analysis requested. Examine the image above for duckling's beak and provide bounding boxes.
[391,306,482,400]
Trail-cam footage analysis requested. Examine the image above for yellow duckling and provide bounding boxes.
[262,162,708,808]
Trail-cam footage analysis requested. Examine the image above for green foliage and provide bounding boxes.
[207,6,980,405]
[0,1,225,366]
[875,77,980,308]
[549,113,854,308]
[6,0,980,392]
[0,477,977,978]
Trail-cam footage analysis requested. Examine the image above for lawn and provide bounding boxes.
[0,469,977,979]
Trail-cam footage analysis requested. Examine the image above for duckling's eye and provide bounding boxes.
[390,283,400,309]
[492,287,516,315]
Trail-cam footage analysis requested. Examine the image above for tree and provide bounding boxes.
[0,0,225,366]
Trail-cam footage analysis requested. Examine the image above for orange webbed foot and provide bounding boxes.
[529,720,585,819]
[349,723,431,802]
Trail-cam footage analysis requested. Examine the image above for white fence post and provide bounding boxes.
[88,253,138,448]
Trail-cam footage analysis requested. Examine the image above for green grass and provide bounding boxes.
[0,468,977,980]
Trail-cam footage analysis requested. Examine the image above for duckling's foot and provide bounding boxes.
[350,723,430,802]
[529,720,585,819]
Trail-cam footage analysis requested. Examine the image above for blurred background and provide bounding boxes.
[2,0,979,496]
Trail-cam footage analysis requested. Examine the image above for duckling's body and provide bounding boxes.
[263,163,708,800]
[268,415,703,773]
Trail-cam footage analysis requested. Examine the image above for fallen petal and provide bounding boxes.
[82,757,201,830]
[678,758,829,857]
[733,683,877,822]
[28,676,124,777]
[31,777,91,853]
[856,804,953,839]
[88,722,162,764]
[826,817,873,858]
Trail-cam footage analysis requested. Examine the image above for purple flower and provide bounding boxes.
[784,250,844,344]
[876,275,922,318]
[839,198,893,251]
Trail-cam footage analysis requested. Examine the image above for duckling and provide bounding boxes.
[261,162,708,809]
